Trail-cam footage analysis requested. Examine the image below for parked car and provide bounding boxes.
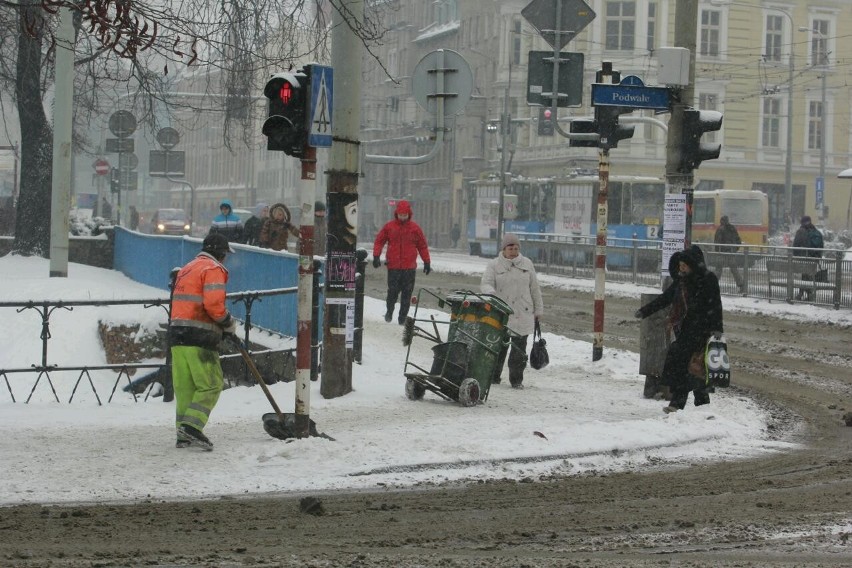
[151,208,191,235]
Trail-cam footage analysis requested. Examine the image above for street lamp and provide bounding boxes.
[837,168,852,230]
[799,26,829,221]
[711,1,794,228]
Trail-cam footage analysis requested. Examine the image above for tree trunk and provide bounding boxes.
[13,3,52,257]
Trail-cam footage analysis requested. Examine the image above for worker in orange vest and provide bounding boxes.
[168,233,237,450]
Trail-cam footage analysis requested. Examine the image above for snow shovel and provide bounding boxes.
[226,335,296,440]
[227,335,329,440]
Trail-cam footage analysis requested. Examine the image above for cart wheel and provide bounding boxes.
[457,378,480,407]
[405,378,426,401]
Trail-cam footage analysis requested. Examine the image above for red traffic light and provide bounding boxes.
[280,82,293,105]
[543,109,552,119]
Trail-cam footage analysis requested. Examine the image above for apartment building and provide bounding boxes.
[360,0,852,238]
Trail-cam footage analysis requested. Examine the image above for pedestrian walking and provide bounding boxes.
[372,199,431,324]
[635,244,723,413]
[168,233,238,450]
[209,199,244,244]
[129,205,140,231]
[480,233,544,389]
[713,215,744,292]
[100,197,112,222]
[260,203,300,251]
[243,202,268,246]
[450,223,461,248]
[792,215,824,301]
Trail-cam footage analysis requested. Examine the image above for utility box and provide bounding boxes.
[657,47,690,86]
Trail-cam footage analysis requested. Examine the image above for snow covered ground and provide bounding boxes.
[2,252,850,507]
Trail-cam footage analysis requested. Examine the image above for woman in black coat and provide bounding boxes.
[635,245,723,412]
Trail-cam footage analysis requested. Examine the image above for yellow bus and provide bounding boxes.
[692,189,769,248]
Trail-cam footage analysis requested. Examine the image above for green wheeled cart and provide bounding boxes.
[401,289,515,406]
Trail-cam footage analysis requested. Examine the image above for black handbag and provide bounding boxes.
[529,320,549,370]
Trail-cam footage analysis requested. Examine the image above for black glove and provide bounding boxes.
[372,257,381,269]
[633,309,643,319]
[423,262,431,275]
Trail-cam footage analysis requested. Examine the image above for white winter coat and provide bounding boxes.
[480,252,544,336]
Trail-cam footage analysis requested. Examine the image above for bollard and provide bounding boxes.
[310,259,323,381]
[353,248,368,364]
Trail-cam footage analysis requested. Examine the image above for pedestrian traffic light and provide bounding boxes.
[262,70,309,157]
[594,105,634,150]
[537,107,555,136]
[678,108,723,173]
[569,119,599,148]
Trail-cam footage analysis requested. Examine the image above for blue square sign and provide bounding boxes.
[308,65,333,148]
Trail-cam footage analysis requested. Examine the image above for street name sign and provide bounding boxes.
[522,0,596,51]
[591,75,670,110]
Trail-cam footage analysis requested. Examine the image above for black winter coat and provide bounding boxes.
[638,245,723,352]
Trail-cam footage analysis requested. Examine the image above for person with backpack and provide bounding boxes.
[792,216,824,301]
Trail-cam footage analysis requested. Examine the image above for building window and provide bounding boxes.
[699,9,721,57]
[698,93,719,144]
[810,19,830,66]
[761,97,781,148]
[512,20,522,65]
[605,1,635,51]
[808,101,823,150]
[765,14,783,61]
[647,2,657,52]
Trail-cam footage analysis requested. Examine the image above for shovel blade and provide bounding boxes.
[262,412,322,440]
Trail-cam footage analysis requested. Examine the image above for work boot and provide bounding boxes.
[178,425,213,451]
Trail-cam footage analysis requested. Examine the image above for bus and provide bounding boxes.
[467,174,666,258]
[692,189,769,248]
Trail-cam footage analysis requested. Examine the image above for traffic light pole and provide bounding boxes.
[294,146,317,438]
[592,148,610,362]
[321,0,363,400]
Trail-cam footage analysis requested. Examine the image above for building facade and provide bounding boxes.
[360,0,852,242]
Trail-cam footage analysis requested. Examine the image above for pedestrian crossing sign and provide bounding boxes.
[308,64,333,148]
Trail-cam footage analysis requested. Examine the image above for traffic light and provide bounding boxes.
[262,70,309,156]
[594,105,634,150]
[569,119,599,148]
[678,108,723,173]
[109,167,120,193]
[537,107,555,136]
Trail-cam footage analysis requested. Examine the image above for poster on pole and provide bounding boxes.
[326,192,358,291]
[326,297,354,348]
[661,194,687,279]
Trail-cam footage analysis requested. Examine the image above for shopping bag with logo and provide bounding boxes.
[705,334,731,388]
[529,320,549,370]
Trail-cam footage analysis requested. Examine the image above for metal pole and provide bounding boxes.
[49,6,74,278]
[497,93,508,252]
[819,50,827,222]
[592,148,609,361]
[294,146,316,438]
[784,26,794,229]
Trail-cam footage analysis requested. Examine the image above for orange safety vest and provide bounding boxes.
[169,252,232,348]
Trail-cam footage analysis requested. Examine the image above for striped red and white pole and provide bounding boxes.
[592,149,610,361]
[295,146,317,438]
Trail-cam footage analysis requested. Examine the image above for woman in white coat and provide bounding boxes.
[480,233,544,388]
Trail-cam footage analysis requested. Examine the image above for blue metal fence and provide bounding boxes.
[113,228,319,336]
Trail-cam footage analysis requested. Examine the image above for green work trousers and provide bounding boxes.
[171,346,224,432]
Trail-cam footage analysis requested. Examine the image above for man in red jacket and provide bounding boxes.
[372,200,431,324]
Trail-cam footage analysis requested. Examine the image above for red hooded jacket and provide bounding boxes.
[373,200,431,270]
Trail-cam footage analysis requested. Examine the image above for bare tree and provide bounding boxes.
[0,0,386,256]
